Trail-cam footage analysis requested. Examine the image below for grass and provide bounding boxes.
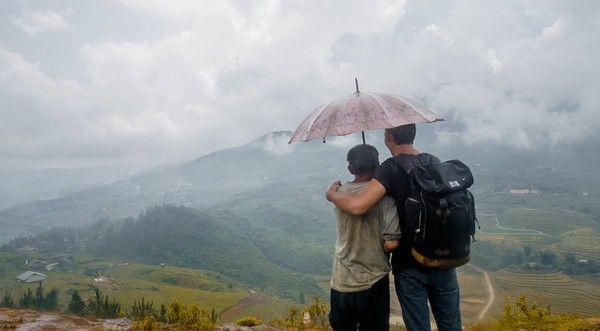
[0,255,293,323]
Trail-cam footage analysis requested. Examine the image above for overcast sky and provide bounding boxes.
[1,0,598,171]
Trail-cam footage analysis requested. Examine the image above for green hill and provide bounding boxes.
[2,204,325,302]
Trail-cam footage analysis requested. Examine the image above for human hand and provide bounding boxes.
[325,181,342,201]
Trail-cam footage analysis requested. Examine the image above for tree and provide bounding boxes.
[523,246,533,258]
[1,292,14,308]
[68,290,86,315]
[564,252,576,266]
[44,288,58,311]
[539,250,557,266]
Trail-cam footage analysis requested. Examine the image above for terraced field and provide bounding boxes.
[553,228,600,260]
[500,209,598,235]
[491,270,600,317]
[473,193,600,320]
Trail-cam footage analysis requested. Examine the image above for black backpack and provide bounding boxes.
[398,155,479,268]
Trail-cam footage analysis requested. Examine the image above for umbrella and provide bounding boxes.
[289,78,444,144]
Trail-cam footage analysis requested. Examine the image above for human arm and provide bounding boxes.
[325,179,387,215]
[381,194,401,253]
[384,240,400,253]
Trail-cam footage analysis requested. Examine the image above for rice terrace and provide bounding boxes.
[471,190,600,321]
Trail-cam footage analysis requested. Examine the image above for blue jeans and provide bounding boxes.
[394,266,462,331]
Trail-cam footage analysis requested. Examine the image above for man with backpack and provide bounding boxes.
[326,124,464,331]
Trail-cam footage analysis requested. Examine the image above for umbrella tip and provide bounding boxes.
[355,77,359,93]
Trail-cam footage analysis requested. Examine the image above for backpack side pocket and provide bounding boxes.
[405,196,423,243]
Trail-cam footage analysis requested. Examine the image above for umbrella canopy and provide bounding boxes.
[289,79,444,144]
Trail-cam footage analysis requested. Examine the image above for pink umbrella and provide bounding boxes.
[289,79,444,144]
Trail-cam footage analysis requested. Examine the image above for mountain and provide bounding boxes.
[0,131,346,243]
[1,130,598,244]
[0,166,134,210]
[2,130,600,320]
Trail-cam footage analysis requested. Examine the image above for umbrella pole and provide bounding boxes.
[357,78,364,144]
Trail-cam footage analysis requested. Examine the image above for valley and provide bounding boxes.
[1,132,599,326]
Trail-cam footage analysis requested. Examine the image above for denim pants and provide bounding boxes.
[394,266,462,331]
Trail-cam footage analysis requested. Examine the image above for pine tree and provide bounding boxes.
[68,290,86,315]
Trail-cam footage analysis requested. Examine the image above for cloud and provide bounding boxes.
[0,0,598,170]
[10,8,71,35]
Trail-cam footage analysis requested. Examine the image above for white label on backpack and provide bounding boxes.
[448,181,460,188]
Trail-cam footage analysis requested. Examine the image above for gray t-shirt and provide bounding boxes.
[330,181,401,292]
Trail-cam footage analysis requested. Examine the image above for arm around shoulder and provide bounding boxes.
[325,179,387,215]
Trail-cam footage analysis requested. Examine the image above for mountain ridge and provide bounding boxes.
[1,130,598,244]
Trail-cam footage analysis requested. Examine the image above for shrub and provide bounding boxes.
[86,288,121,318]
[165,299,219,330]
[130,298,156,321]
[1,292,15,308]
[68,290,86,315]
[235,316,261,327]
[497,294,600,331]
[131,316,158,331]
[272,296,330,330]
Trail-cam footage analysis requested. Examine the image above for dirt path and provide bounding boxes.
[469,265,495,321]
[220,292,267,321]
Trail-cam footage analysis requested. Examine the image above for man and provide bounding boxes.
[326,124,462,331]
[329,144,400,331]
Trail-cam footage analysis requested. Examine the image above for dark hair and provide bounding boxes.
[347,144,379,176]
[386,124,416,144]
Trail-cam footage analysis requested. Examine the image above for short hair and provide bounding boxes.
[386,124,416,144]
[347,144,379,176]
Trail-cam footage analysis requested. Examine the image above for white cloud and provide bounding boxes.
[0,0,598,170]
[10,9,71,35]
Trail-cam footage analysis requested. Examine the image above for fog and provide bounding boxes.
[1,0,598,172]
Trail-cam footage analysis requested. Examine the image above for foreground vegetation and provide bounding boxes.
[1,283,331,330]
[471,295,600,331]
[2,284,598,330]
[2,190,600,323]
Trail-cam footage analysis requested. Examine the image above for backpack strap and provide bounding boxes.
[395,154,415,176]
[395,155,420,195]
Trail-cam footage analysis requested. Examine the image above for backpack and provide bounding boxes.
[398,155,479,268]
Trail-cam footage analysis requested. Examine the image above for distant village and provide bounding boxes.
[509,189,588,196]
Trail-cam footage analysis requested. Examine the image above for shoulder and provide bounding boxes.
[415,152,441,164]
[338,181,367,194]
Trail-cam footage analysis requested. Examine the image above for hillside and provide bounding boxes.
[2,130,599,244]
[1,204,324,303]
[0,132,347,244]
[1,130,600,324]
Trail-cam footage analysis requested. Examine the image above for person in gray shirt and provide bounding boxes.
[329,144,400,331]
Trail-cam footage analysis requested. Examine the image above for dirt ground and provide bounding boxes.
[0,307,131,330]
[0,307,290,330]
